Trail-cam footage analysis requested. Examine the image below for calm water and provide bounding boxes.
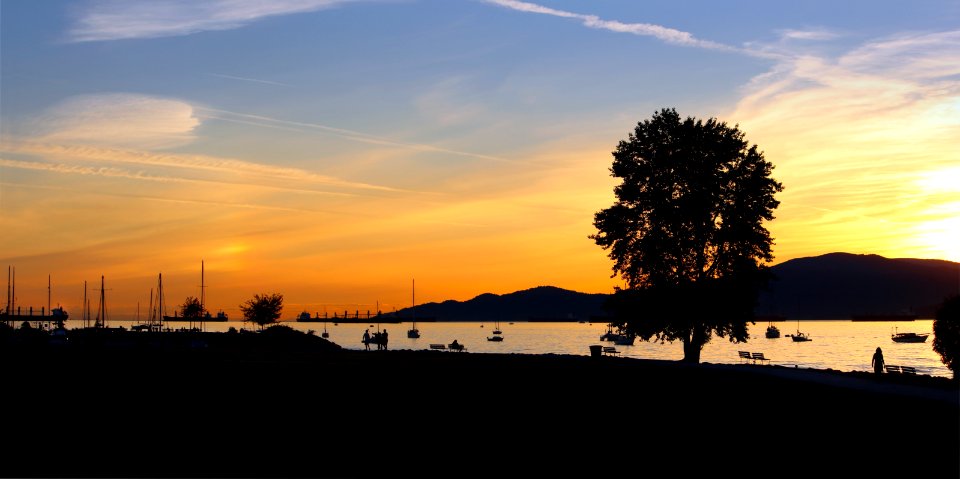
[73,319,950,378]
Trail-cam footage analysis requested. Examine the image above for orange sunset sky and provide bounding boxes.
[2,1,958,319]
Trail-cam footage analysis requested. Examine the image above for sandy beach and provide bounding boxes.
[2,329,957,477]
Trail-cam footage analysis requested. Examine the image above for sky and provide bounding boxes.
[2,0,958,319]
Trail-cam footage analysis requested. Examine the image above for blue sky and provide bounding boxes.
[1,0,958,315]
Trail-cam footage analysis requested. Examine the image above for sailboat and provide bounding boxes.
[790,318,812,342]
[407,279,420,339]
[487,318,504,342]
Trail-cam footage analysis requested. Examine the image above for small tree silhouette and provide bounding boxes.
[240,293,284,330]
[180,296,203,319]
[933,294,960,379]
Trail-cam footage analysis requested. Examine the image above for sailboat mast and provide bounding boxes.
[5,265,9,315]
[412,278,416,326]
[201,260,205,315]
[48,274,51,315]
[83,280,88,327]
[95,275,107,328]
[158,273,165,328]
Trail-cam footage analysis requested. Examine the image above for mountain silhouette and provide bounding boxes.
[389,285,609,322]
[758,253,959,319]
[387,254,958,321]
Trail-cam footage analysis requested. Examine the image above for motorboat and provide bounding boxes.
[891,331,928,343]
[765,324,781,338]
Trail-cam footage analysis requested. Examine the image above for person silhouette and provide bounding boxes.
[381,329,389,351]
[872,346,885,375]
[362,329,371,351]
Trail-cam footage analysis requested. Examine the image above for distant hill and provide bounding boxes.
[387,254,958,322]
[758,253,960,319]
[388,286,609,322]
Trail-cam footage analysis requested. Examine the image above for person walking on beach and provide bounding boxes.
[362,329,371,351]
[381,329,389,351]
[872,346,885,375]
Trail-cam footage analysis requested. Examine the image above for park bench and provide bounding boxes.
[899,366,916,375]
[429,344,446,350]
[448,342,466,352]
[738,351,752,363]
[884,365,900,374]
[751,352,770,364]
[602,346,620,357]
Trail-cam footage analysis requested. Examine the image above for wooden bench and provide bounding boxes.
[429,344,446,350]
[602,346,620,357]
[752,352,769,364]
[900,366,916,375]
[738,351,752,363]
[884,365,900,374]
[448,342,465,352]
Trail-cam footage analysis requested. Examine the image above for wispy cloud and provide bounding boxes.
[0,156,360,198]
[483,0,737,52]
[68,0,358,42]
[34,93,200,149]
[0,157,177,182]
[731,30,960,261]
[3,141,405,193]
[207,73,291,87]
[779,29,841,41]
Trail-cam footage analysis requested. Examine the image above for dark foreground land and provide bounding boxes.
[2,327,957,478]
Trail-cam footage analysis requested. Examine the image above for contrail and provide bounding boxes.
[197,107,520,164]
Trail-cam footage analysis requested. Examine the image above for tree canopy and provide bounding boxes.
[933,294,960,379]
[240,293,284,329]
[591,108,782,362]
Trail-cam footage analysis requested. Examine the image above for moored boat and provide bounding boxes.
[765,324,781,338]
[891,331,929,343]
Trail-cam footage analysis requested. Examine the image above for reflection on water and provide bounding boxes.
[72,319,951,378]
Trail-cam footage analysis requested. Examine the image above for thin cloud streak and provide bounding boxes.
[0,157,357,197]
[199,107,520,164]
[484,0,738,52]
[207,73,291,87]
[68,0,359,42]
[5,141,405,193]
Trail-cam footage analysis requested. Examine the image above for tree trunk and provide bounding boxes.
[681,327,707,363]
[681,338,702,363]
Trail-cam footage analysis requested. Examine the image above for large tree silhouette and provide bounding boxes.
[240,293,284,330]
[591,108,783,362]
[933,294,960,379]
